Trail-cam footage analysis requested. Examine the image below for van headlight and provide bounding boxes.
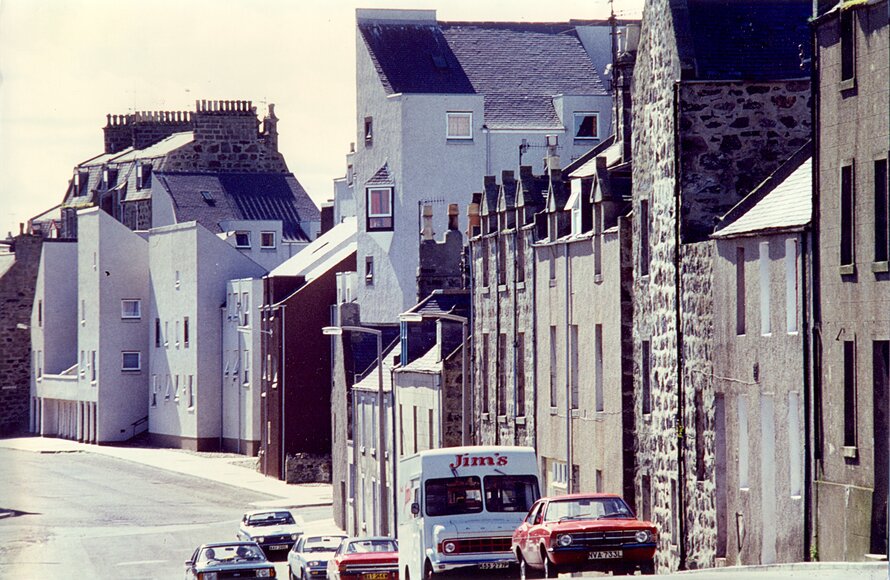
[556,534,573,547]
[443,541,457,553]
[291,534,299,540]
[255,536,264,543]
[256,569,272,577]
[635,530,651,543]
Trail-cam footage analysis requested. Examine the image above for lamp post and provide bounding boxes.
[398,310,470,446]
[323,325,388,537]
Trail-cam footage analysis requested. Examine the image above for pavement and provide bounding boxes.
[0,435,334,513]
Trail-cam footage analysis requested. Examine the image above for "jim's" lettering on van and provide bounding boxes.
[449,453,509,468]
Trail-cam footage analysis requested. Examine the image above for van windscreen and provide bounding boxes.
[425,476,483,516]
[483,475,540,513]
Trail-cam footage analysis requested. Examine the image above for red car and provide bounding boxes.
[512,493,656,577]
[327,537,399,580]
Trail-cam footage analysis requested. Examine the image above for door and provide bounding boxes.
[516,501,541,563]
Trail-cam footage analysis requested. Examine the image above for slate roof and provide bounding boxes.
[156,172,320,242]
[366,163,394,186]
[359,18,607,129]
[406,289,471,319]
[680,0,812,80]
[516,167,549,209]
[398,345,443,374]
[713,143,812,238]
[353,343,401,393]
[481,177,500,216]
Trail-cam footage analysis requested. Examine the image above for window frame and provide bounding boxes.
[445,111,473,140]
[364,116,373,146]
[234,231,252,249]
[839,8,856,87]
[874,157,889,266]
[840,162,856,273]
[121,299,142,320]
[366,187,394,232]
[573,111,599,141]
[260,231,276,249]
[121,351,142,372]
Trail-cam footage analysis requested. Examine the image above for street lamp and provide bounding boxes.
[397,310,470,446]
[323,325,388,537]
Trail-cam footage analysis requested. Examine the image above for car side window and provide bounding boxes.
[524,502,540,524]
[534,502,546,525]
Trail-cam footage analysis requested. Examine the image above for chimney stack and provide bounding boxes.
[447,203,459,231]
[467,194,481,238]
[421,204,434,240]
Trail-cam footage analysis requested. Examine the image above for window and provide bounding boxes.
[759,241,771,335]
[840,9,855,83]
[640,200,650,276]
[428,408,434,449]
[446,112,472,139]
[516,232,526,283]
[516,333,526,415]
[549,326,557,407]
[840,163,855,269]
[183,317,190,347]
[103,168,118,190]
[38,300,43,327]
[347,164,354,186]
[497,334,507,416]
[151,375,158,406]
[425,476,483,516]
[875,159,889,263]
[786,239,798,333]
[91,351,96,382]
[175,270,181,289]
[570,325,580,410]
[365,256,374,285]
[736,247,746,335]
[164,321,169,347]
[174,375,180,401]
[175,320,180,347]
[235,231,251,248]
[200,190,214,203]
[364,117,373,146]
[121,351,141,371]
[573,112,599,140]
[76,171,90,196]
[241,293,250,326]
[483,475,539,513]
[164,374,171,400]
[482,240,490,287]
[843,340,857,448]
[136,163,152,189]
[399,404,404,455]
[549,247,556,281]
[594,324,603,412]
[243,350,250,384]
[739,394,749,489]
[81,300,86,326]
[789,392,802,497]
[80,350,86,378]
[367,187,393,231]
[155,318,161,347]
[413,406,419,454]
[497,236,507,286]
[594,204,603,279]
[120,299,141,319]
[641,474,652,522]
[642,340,651,415]
[36,351,42,379]
[188,376,195,409]
[482,336,490,414]
[260,231,276,249]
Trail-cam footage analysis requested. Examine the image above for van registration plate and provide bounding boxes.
[479,561,511,570]
[361,574,390,580]
[588,550,622,559]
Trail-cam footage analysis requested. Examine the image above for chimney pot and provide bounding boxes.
[421,204,434,240]
[448,204,459,231]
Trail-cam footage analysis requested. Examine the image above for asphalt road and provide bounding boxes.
[0,447,332,579]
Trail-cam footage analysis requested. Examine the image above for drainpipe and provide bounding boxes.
[467,240,476,445]
[673,81,687,570]
[484,126,491,176]
[220,304,226,452]
[801,230,813,560]
[280,304,287,480]
[512,225,519,444]
[564,239,573,494]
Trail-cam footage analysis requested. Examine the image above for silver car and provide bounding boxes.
[287,534,347,579]
[237,509,304,559]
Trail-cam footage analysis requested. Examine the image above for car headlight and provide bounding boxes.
[556,534,573,547]
[635,530,651,543]
[443,541,457,554]
[256,569,272,577]
[291,534,299,541]
[308,560,321,567]
[198,573,218,580]
[256,536,265,543]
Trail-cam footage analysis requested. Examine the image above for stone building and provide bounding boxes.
[351,8,616,323]
[630,0,812,571]
[470,165,548,448]
[811,0,889,561]
[0,233,43,436]
[711,144,812,565]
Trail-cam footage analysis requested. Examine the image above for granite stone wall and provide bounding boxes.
[285,452,332,484]
[0,235,43,436]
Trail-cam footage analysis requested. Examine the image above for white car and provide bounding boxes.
[237,509,303,558]
[287,534,347,579]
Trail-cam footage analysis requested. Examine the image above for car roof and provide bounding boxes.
[345,536,396,542]
[198,541,262,549]
[243,509,292,516]
[542,493,624,501]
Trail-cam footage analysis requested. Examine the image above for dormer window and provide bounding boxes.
[103,168,118,190]
[367,187,393,231]
[260,231,276,249]
[76,171,90,197]
[235,231,251,248]
[136,163,152,189]
[446,112,473,140]
[573,112,599,141]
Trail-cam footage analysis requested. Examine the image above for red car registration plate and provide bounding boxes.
[588,550,622,559]
[362,574,390,580]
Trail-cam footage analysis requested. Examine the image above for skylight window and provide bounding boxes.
[200,190,215,204]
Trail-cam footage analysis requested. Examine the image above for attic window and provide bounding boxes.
[260,231,276,249]
[364,117,373,146]
[103,168,118,190]
[573,112,599,140]
[136,163,152,189]
[200,190,215,205]
[432,54,448,69]
[235,231,251,248]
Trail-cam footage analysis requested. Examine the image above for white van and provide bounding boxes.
[397,446,540,579]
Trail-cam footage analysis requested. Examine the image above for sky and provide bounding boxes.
[0,0,644,238]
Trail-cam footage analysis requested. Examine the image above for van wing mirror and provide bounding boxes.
[410,502,420,516]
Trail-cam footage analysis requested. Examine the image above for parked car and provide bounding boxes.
[511,493,657,578]
[288,534,347,579]
[238,509,304,558]
[326,537,399,580]
[184,541,276,579]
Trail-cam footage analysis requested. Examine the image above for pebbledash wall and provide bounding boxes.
[631,0,811,571]
[0,235,43,436]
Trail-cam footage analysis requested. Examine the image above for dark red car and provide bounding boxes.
[511,493,656,577]
[327,537,399,580]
